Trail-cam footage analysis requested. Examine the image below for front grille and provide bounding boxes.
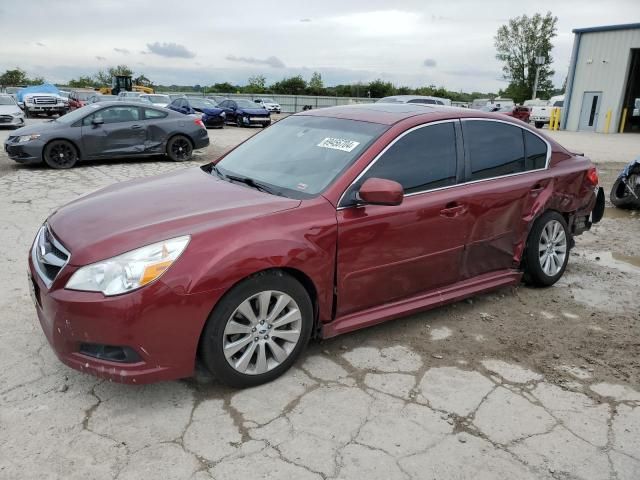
[0,115,12,123]
[32,96,57,105]
[32,225,70,287]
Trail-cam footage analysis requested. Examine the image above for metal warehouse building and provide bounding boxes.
[562,23,640,133]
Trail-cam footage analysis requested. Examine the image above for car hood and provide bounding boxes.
[11,120,65,136]
[238,108,270,115]
[0,105,22,115]
[196,107,223,115]
[48,167,301,266]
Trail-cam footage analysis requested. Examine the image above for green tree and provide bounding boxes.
[308,71,324,95]
[271,75,307,95]
[246,75,266,93]
[494,11,558,103]
[0,68,30,87]
[211,82,236,93]
[134,74,152,87]
[366,79,394,98]
[68,76,98,88]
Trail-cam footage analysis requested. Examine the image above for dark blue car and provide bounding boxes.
[218,98,271,128]
[168,97,225,128]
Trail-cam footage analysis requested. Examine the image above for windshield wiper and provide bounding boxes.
[225,174,278,195]
[211,164,227,180]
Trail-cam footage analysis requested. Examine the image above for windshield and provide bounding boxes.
[147,95,169,103]
[261,98,275,103]
[0,96,16,105]
[235,99,256,108]
[56,104,104,123]
[215,116,387,198]
[189,98,217,109]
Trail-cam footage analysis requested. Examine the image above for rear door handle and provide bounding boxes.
[131,124,143,129]
[530,183,545,194]
[440,202,467,217]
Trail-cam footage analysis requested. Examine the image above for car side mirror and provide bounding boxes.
[92,117,104,126]
[358,178,404,206]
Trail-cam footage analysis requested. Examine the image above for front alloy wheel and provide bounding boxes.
[223,291,302,375]
[200,271,313,388]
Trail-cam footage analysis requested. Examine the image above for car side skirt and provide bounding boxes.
[322,269,522,338]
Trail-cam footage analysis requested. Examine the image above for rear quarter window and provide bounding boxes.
[524,131,548,170]
[144,108,168,120]
[463,121,525,180]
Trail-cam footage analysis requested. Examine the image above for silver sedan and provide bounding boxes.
[0,94,26,128]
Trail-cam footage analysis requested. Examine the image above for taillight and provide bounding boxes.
[586,167,599,187]
[194,118,205,129]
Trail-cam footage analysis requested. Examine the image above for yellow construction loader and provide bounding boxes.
[98,75,153,95]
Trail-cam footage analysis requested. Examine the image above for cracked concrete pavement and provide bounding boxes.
[1,121,640,479]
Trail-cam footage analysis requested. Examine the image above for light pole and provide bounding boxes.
[532,55,545,100]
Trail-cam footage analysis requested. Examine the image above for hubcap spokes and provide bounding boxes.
[223,291,302,375]
[538,220,566,276]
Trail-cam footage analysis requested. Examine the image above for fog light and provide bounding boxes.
[79,343,142,363]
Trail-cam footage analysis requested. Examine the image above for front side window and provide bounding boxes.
[358,122,457,195]
[464,121,525,180]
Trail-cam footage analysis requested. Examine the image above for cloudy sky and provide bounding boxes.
[0,0,638,92]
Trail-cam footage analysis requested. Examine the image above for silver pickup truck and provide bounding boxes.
[22,93,68,117]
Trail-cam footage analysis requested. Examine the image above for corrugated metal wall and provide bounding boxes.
[566,28,640,132]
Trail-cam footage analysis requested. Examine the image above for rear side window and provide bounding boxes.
[144,108,168,120]
[362,122,457,194]
[524,131,548,170]
[464,121,525,180]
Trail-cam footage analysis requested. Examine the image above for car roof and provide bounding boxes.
[296,103,536,126]
[83,101,165,108]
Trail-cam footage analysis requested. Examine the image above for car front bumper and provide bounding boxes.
[4,139,44,163]
[240,116,271,126]
[28,253,222,384]
[0,115,25,127]
[26,105,67,113]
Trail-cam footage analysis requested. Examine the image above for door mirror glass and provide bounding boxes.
[358,178,404,206]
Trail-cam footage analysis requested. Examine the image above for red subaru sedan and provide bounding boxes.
[29,104,604,387]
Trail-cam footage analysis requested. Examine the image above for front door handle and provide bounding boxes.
[530,183,545,194]
[440,202,467,217]
[131,124,143,129]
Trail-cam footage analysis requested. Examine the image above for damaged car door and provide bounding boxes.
[81,105,146,158]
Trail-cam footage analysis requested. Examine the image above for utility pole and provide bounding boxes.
[532,55,545,100]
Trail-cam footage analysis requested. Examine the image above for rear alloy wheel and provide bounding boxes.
[236,116,243,127]
[523,211,569,287]
[200,271,313,388]
[43,140,78,169]
[166,135,193,162]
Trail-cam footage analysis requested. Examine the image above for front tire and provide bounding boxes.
[523,211,569,287]
[166,135,193,162]
[236,116,243,128]
[43,140,78,169]
[200,271,313,388]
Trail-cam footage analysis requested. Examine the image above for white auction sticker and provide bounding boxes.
[317,137,360,152]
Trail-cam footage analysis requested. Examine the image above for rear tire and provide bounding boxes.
[534,121,544,129]
[43,140,78,169]
[199,271,313,388]
[523,211,569,287]
[166,135,193,162]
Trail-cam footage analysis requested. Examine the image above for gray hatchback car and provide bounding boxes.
[4,101,209,169]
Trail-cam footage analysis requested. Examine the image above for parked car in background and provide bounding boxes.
[530,95,565,129]
[23,93,68,117]
[27,103,603,387]
[117,91,151,103]
[140,94,171,108]
[86,94,117,104]
[497,105,531,123]
[4,101,209,168]
[0,94,26,128]
[218,98,271,127]
[377,95,451,106]
[168,97,226,128]
[68,89,98,111]
[254,98,282,114]
[206,95,226,104]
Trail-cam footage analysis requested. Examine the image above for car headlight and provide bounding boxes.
[17,134,40,143]
[66,236,190,296]
[220,111,226,117]
[11,112,23,117]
